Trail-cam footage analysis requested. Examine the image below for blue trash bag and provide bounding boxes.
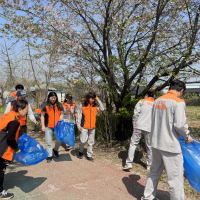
[55,120,75,148]
[179,137,200,192]
[13,134,49,165]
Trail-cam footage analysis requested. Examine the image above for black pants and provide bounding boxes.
[19,125,27,137]
[0,158,6,193]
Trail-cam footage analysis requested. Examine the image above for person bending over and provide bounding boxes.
[0,100,28,199]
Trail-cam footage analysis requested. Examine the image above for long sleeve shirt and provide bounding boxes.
[150,91,190,153]
[132,97,155,132]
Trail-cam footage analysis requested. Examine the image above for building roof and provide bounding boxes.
[29,87,65,93]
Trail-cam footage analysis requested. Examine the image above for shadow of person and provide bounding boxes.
[122,174,170,200]
[70,149,78,157]
[71,148,87,157]
[4,170,47,193]
[53,153,72,162]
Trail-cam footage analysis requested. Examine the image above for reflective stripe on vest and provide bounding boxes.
[0,111,20,161]
[63,103,76,115]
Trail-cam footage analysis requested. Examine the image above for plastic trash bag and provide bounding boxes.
[179,137,200,192]
[55,120,75,148]
[13,134,49,165]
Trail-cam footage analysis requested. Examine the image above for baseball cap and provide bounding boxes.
[16,90,27,98]
[65,93,73,99]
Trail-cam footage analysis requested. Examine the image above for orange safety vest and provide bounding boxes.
[0,111,20,161]
[81,103,98,129]
[10,100,27,126]
[43,103,62,128]
[9,91,17,98]
[62,103,76,115]
[34,108,41,115]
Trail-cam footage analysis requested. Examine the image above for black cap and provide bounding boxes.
[65,93,73,99]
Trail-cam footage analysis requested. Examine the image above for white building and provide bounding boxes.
[162,83,200,96]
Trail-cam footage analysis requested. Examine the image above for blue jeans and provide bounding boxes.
[45,127,61,157]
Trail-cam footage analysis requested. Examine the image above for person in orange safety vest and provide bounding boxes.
[41,92,64,163]
[0,100,28,199]
[5,84,24,105]
[77,92,104,162]
[4,90,38,137]
[62,93,78,151]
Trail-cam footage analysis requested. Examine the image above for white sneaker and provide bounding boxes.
[0,190,14,199]
[123,164,132,171]
[147,166,151,171]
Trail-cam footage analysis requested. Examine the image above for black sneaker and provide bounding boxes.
[46,157,52,163]
[0,190,14,199]
[78,152,83,159]
[53,149,59,158]
[86,156,94,162]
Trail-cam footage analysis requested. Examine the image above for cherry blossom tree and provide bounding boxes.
[1,0,200,139]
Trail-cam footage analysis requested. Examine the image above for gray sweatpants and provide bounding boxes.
[79,128,95,158]
[142,147,184,200]
[45,127,61,157]
[126,129,152,167]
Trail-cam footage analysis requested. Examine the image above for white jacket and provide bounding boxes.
[133,97,155,132]
[150,90,190,153]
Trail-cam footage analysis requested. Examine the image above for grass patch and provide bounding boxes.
[186,106,200,129]
[0,105,6,114]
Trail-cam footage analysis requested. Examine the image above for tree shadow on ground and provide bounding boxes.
[118,139,146,169]
[4,170,47,193]
[53,153,72,162]
[122,174,170,200]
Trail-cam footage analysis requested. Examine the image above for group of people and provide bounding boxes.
[0,79,195,200]
[0,85,104,199]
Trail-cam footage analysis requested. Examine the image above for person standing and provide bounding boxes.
[41,92,64,163]
[123,91,155,171]
[4,90,38,137]
[32,108,42,132]
[5,84,24,105]
[62,93,78,150]
[0,100,28,199]
[77,92,104,162]
[142,79,193,200]
[63,94,77,124]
